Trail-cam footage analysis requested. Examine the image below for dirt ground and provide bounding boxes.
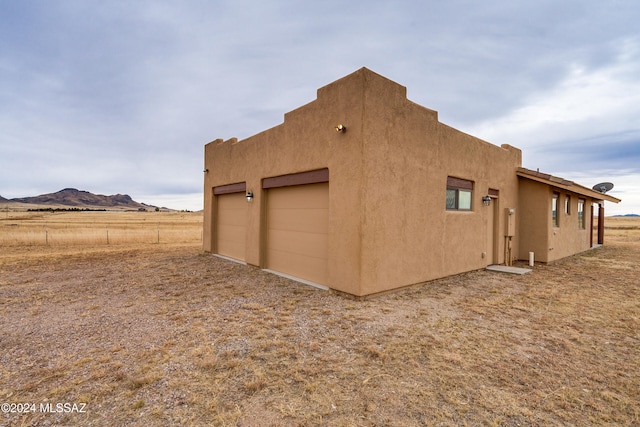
[1,219,639,426]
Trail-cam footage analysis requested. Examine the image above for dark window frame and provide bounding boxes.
[446,176,473,211]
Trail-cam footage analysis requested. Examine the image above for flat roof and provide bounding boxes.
[517,167,621,203]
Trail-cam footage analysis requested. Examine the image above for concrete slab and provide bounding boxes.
[486,265,532,275]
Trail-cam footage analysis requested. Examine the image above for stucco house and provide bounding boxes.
[203,68,620,296]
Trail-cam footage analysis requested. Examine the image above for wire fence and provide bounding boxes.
[0,212,203,247]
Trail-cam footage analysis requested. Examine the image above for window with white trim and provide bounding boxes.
[578,199,585,229]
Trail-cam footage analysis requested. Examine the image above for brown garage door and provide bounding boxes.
[266,182,329,285]
[216,192,247,261]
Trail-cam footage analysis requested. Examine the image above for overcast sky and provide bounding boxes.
[1,1,638,213]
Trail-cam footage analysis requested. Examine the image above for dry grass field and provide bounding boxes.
[0,210,203,246]
[0,215,638,426]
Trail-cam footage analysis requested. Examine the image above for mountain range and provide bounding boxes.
[0,188,156,210]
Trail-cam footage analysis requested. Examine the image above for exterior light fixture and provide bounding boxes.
[335,124,346,133]
[203,168,209,173]
[246,191,254,202]
[482,195,492,206]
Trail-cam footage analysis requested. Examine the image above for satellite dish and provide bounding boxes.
[592,182,614,194]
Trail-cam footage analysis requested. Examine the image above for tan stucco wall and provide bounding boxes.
[205,69,368,295]
[204,68,523,296]
[517,179,550,261]
[518,178,596,263]
[356,73,521,294]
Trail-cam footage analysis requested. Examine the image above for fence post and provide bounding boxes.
[106,226,109,245]
[45,227,48,245]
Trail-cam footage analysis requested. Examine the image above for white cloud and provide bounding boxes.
[138,192,203,212]
[467,37,640,152]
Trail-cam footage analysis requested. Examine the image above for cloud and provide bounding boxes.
[466,37,640,167]
[1,1,639,213]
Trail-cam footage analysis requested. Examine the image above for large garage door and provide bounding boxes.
[216,191,247,261]
[266,182,329,285]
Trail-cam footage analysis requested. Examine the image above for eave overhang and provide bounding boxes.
[517,167,621,203]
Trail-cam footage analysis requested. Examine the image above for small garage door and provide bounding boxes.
[216,192,247,261]
[266,182,329,285]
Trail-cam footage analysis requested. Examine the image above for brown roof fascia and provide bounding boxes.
[213,182,247,195]
[517,167,621,203]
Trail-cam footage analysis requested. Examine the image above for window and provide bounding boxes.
[578,199,585,229]
[565,195,571,215]
[446,177,473,211]
[552,193,559,227]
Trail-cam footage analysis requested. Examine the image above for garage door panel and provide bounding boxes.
[266,182,328,285]
[218,224,245,242]
[267,229,328,258]
[218,210,246,227]
[217,236,245,260]
[268,208,328,234]
[216,192,246,261]
[268,185,329,209]
[268,249,328,285]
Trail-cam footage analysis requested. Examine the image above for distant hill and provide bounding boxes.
[613,213,639,217]
[4,188,157,210]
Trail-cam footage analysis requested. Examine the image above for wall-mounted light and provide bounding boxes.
[335,124,346,133]
[246,191,253,202]
[203,168,209,173]
[482,195,492,206]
